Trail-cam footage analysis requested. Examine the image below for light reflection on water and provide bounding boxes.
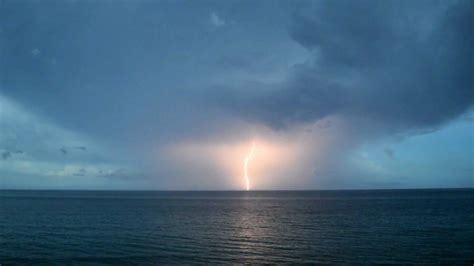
[1,189,473,264]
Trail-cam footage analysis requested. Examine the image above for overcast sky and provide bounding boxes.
[1,0,472,190]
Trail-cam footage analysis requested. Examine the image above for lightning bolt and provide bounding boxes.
[244,142,256,191]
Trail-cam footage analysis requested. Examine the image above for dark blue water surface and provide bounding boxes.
[1,189,473,264]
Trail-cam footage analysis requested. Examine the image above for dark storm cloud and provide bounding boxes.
[0,1,212,141]
[0,0,292,144]
[227,0,473,133]
[1,0,471,139]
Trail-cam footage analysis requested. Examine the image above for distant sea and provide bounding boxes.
[1,189,473,264]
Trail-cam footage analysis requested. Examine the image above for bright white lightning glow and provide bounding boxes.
[244,142,257,191]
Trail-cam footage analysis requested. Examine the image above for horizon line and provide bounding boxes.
[1,187,472,192]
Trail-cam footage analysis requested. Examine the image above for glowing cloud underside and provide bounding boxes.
[244,142,256,191]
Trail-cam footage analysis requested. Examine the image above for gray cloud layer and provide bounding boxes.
[1,0,296,142]
[224,0,473,134]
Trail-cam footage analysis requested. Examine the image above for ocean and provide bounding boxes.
[1,189,473,264]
